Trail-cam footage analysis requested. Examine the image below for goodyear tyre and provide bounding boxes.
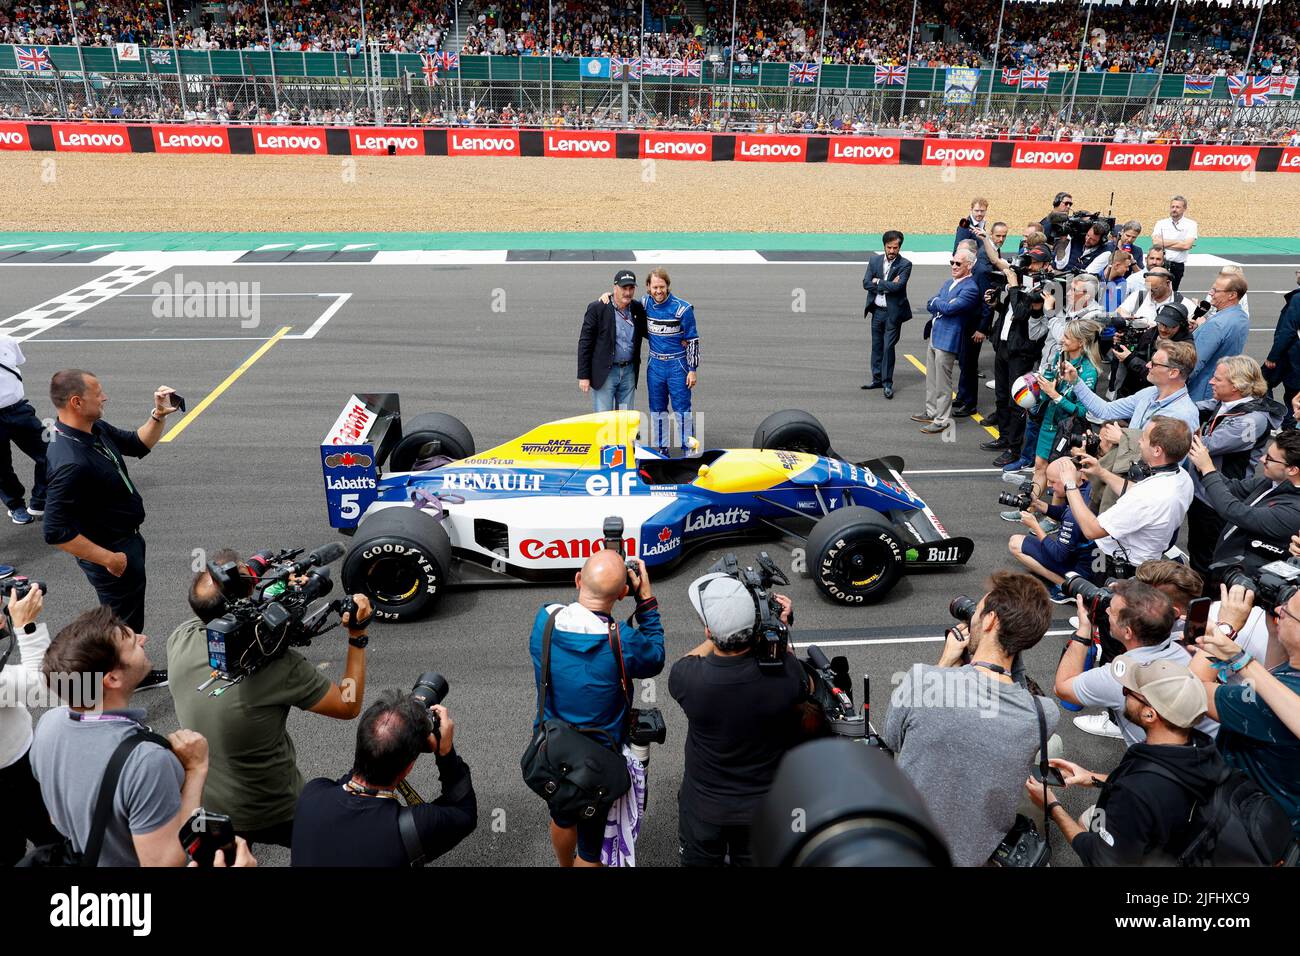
[806,506,904,605]
[389,412,475,473]
[342,507,453,621]
[753,409,832,456]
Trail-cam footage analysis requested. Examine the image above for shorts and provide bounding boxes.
[550,808,606,864]
[1020,532,1088,578]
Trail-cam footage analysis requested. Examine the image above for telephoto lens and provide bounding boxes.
[1061,573,1112,607]
[411,672,449,710]
[949,595,978,622]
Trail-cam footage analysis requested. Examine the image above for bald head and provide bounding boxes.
[576,548,630,606]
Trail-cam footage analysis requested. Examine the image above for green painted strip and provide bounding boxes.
[0,231,1298,255]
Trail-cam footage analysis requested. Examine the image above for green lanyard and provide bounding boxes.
[95,441,136,496]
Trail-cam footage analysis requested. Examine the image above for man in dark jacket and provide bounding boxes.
[1027,657,1221,865]
[1264,270,1300,427]
[1189,430,1300,581]
[862,229,912,400]
[577,269,649,413]
[984,247,1053,466]
[529,548,665,867]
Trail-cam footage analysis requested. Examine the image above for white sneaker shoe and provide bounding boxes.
[1073,713,1123,739]
[985,379,996,389]
[1069,616,1080,629]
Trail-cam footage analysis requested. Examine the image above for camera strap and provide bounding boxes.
[607,620,632,731]
[1030,693,1052,850]
[397,807,427,867]
[534,607,563,727]
[84,730,171,867]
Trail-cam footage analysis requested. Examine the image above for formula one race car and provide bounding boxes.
[319,395,973,621]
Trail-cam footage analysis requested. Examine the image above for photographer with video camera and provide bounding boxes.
[1055,579,1218,745]
[882,571,1058,866]
[1108,302,1194,400]
[1073,222,1112,273]
[985,247,1055,468]
[168,548,374,849]
[526,530,665,868]
[670,560,808,867]
[291,681,477,867]
[1113,266,1196,333]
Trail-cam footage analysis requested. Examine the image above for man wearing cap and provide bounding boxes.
[1109,301,1193,400]
[1027,657,1223,865]
[577,270,649,414]
[1188,272,1250,402]
[669,574,806,866]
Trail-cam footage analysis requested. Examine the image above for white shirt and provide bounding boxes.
[1151,215,1199,263]
[0,336,26,408]
[1096,468,1195,563]
[1118,288,1195,329]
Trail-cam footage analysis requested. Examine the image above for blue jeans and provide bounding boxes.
[592,364,636,412]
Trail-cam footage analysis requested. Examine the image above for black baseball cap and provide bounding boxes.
[1156,302,1189,328]
[1025,246,1052,263]
[614,269,637,287]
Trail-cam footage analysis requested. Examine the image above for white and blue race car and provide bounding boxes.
[320,394,972,620]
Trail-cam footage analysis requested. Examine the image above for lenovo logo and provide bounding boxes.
[450,133,517,152]
[0,130,25,146]
[1280,149,1300,171]
[1103,148,1167,169]
[738,141,803,158]
[1013,146,1079,167]
[922,142,988,165]
[353,133,419,151]
[642,138,707,156]
[832,142,895,159]
[157,132,227,149]
[254,131,323,150]
[1190,148,1256,170]
[545,135,612,154]
[57,130,124,148]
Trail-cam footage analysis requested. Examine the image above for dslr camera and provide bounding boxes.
[600,517,667,748]
[0,569,46,600]
[1210,556,1300,609]
[707,551,792,673]
[201,543,358,694]
[998,478,1036,512]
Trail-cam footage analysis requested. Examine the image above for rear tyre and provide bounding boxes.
[342,507,453,621]
[388,412,475,473]
[806,506,904,605]
[753,409,832,456]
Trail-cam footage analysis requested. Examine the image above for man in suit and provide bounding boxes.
[914,247,980,435]
[952,200,995,415]
[862,230,912,400]
[1263,269,1300,428]
[578,270,649,413]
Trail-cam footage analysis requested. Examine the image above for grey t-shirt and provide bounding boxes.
[29,708,183,867]
[883,663,1059,867]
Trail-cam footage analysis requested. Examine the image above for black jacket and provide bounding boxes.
[577,298,648,390]
[1205,473,1300,572]
[1115,324,1194,398]
[1071,731,1223,866]
[988,285,1047,361]
[1265,288,1300,393]
[862,253,913,325]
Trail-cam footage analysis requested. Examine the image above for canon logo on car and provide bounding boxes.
[519,535,637,560]
[1280,149,1300,171]
[253,129,325,153]
[1102,146,1168,170]
[1012,145,1080,169]
[640,135,711,159]
[827,138,900,164]
[544,133,614,156]
[353,134,419,152]
[449,131,519,155]
[921,141,989,166]
[156,130,229,151]
[736,137,806,161]
[57,130,125,148]
[1190,147,1257,170]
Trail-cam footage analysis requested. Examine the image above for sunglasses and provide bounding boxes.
[1121,687,1150,705]
[949,260,963,266]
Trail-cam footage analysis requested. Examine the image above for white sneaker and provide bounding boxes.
[1069,616,1079,629]
[985,379,996,389]
[1073,713,1123,739]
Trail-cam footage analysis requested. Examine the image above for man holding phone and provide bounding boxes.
[43,370,181,686]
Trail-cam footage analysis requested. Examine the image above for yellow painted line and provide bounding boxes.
[161,326,292,443]
[901,352,1000,439]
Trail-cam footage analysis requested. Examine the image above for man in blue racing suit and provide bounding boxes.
[643,268,700,456]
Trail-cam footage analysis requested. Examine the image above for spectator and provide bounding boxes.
[29,607,208,867]
[1022,318,1103,500]
[883,570,1057,866]
[1188,271,1250,402]
[1057,338,1201,436]
[1150,195,1198,293]
[1098,249,1135,315]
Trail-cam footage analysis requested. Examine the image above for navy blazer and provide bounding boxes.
[863,253,913,324]
[577,299,648,390]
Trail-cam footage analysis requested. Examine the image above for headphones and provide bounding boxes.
[1053,191,1071,207]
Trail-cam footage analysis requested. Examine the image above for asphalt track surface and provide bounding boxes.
[2,258,1296,867]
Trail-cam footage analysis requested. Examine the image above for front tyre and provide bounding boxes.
[806,506,904,605]
[753,409,832,456]
[342,507,453,621]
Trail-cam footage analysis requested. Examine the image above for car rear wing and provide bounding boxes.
[321,393,401,529]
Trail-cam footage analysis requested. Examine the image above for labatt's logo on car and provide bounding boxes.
[252,127,327,154]
[735,134,807,162]
[641,524,682,558]
[684,507,751,532]
[350,128,424,155]
[153,127,230,153]
[53,124,130,152]
[827,138,899,165]
[639,132,712,160]
[0,123,29,150]
[1102,144,1169,170]
[1011,143,1081,169]
[1280,148,1300,172]
[544,130,616,157]
[448,129,520,156]
[520,535,637,560]
[921,139,989,167]
[1190,146,1258,170]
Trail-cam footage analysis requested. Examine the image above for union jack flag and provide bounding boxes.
[149,48,173,66]
[435,51,459,70]
[788,62,820,84]
[874,64,907,86]
[642,57,669,76]
[682,58,702,77]
[662,58,685,77]
[1182,74,1215,96]
[1001,67,1020,86]
[1020,68,1050,90]
[16,46,51,72]
[419,53,439,85]
[1269,74,1298,98]
[1227,74,1271,106]
[610,56,642,80]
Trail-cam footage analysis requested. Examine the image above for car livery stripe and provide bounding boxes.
[883,464,950,537]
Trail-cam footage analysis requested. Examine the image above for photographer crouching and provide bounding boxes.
[291,678,476,867]
[168,547,373,849]
[670,555,810,866]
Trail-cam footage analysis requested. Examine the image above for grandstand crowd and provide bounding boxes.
[0,0,1295,74]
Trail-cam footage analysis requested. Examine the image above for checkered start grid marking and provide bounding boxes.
[0,264,165,341]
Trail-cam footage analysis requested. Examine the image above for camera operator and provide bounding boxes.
[1056,580,1218,745]
[529,548,665,867]
[1039,192,1075,240]
[1108,302,1194,400]
[291,692,476,866]
[985,247,1054,468]
[1189,585,1300,838]
[0,586,61,866]
[168,550,374,848]
[1029,658,1221,865]
[1073,222,1111,273]
[1189,431,1300,582]
[669,574,806,866]
[1056,339,1201,436]
[882,571,1058,866]
[1056,417,1194,569]
[30,607,209,866]
[1008,457,1095,600]
[1087,220,1146,277]
[1098,249,1136,315]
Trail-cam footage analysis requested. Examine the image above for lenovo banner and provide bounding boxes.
[542,130,617,158]
[1101,143,1170,171]
[0,123,30,150]
[734,134,809,163]
[52,124,131,153]
[349,127,426,156]
[251,126,328,155]
[638,131,712,161]
[152,126,231,154]
[447,129,520,157]
[826,137,901,165]
[920,139,991,167]
[1189,145,1259,171]
[1279,148,1300,172]
[1011,142,1082,170]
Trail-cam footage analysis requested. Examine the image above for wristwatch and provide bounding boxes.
[21,621,37,635]
[348,633,369,649]
[1214,622,1238,640]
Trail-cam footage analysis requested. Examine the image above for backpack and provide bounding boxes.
[1146,762,1295,867]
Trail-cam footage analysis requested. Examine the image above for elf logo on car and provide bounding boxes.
[449,131,519,154]
[684,508,751,532]
[1102,146,1168,170]
[922,142,988,165]
[585,472,639,496]
[156,130,229,151]
[56,130,125,148]
[520,536,637,560]
[1190,147,1256,170]
[1012,145,1079,168]
[1280,149,1300,171]
[253,129,325,152]
[828,140,898,163]
[544,132,614,155]
[640,136,710,158]
[353,133,419,152]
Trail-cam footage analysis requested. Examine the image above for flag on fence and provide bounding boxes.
[1001,67,1020,86]
[15,46,51,72]
[1227,74,1271,106]
[1182,75,1215,96]
[682,58,702,77]
[662,58,685,76]
[789,62,820,84]
[944,66,979,104]
[611,56,642,80]
[580,56,610,79]
[435,51,459,70]
[114,43,141,62]
[875,64,907,86]
[149,48,173,66]
[1269,74,1298,98]
[419,53,439,85]
[1021,68,1050,90]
